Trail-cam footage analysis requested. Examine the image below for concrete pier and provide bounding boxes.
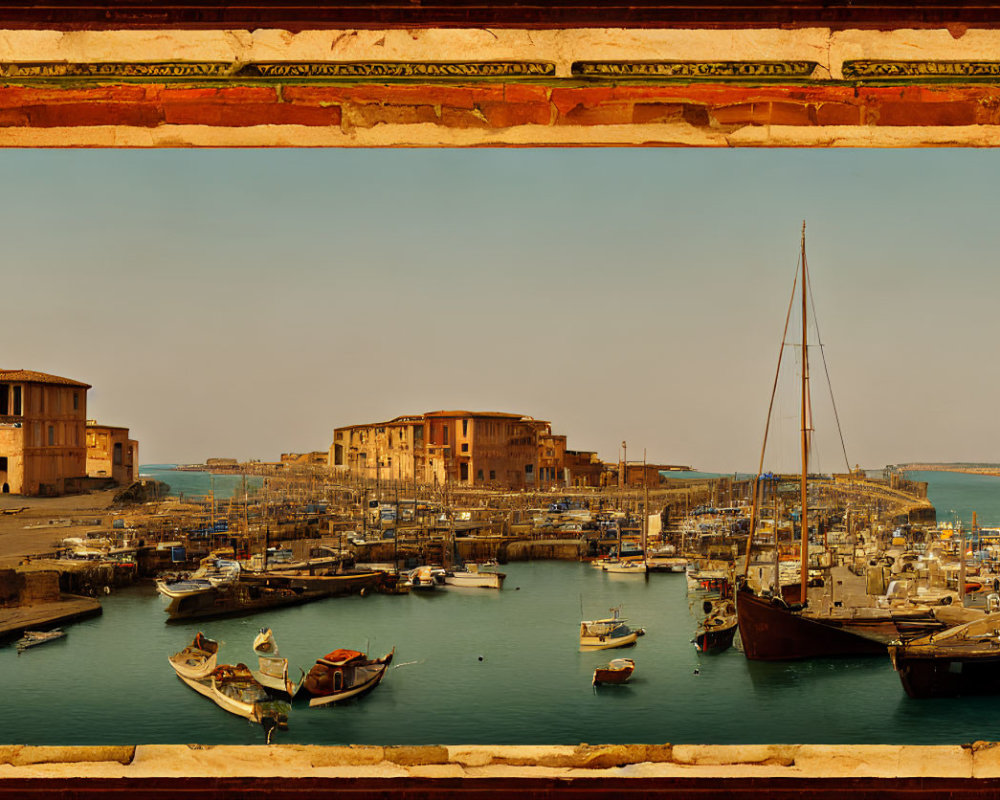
[0,595,102,642]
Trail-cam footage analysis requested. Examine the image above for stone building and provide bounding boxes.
[0,369,90,495]
[331,410,605,489]
[85,421,138,486]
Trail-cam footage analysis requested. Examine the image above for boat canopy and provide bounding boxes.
[320,649,364,665]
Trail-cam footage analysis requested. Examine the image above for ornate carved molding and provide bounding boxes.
[844,61,1000,80]
[2,1,1000,30]
[572,61,819,80]
[0,61,556,81]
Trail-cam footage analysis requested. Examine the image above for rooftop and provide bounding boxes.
[0,369,91,389]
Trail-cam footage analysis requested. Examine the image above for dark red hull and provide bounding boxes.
[736,588,886,661]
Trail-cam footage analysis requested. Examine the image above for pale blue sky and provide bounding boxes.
[5,148,1000,471]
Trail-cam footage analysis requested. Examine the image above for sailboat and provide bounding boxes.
[735,224,933,661]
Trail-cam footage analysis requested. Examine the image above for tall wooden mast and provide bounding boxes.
[799,222,810,604]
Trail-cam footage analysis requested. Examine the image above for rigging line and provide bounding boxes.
[742,247,802,579]
[803,256,852,474]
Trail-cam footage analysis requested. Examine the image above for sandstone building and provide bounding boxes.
[85,421,138,486]
[0,369,138,496]
[331,410,607,489]
[0,369,90,496]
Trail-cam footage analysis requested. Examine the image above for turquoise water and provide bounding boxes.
[7,559,1000,746]
[906,470,1000,527]
[139,464,263,500]
[7,469,1000,746]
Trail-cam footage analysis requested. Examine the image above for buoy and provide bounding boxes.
[693,668,700,675]
[478,656,484,661]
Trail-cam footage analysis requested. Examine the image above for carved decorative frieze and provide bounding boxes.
[572,61,819,80]
[0,61,555,82]
[843,61,1000,80]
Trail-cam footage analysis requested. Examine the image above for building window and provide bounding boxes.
[462,419,469,436]
[12,386,21,416]
[73,392,79,411]
[525,464,533,473]
[461,443,469,453]
[443,427,449,445]
[477,469,484,482]
[489,470,496,481]
[460,462,469,482]
[48,425,54,446]
[113,442,123,465]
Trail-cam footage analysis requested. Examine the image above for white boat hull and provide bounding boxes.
[443,571,505,589]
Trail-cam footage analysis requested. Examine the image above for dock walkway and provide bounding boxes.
[0,595,102,642]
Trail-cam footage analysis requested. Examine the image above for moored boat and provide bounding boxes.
[299,647,395,707]
[580,606,645,651]
[406,565,445,591]
[603,559,648,576]
[163,570,385,622]
[693,600,738,654]
[250,627,299,698]
[166,631,219,679]
[443,563,505,589]
[888,612,1000,698]
[592,657,635,686]
[15,629,66,653]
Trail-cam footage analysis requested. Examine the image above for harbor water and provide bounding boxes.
[4,468,1000,746]
[139,464,263,500]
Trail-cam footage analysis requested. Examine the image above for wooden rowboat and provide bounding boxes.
[592,658,635,685]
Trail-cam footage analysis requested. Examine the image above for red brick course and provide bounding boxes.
[0,83,996,131]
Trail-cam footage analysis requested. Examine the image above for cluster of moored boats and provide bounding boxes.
[167,627,394,740]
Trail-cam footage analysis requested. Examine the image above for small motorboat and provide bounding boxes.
[592,657,635,686]
[299,647,395,707]
[406,565,445,591]
[15,629,66,653]
[167,631,219,679]
[603,559,648,576]
[443,563,505,589]
[579,606,645,651]
[250,627,299,698]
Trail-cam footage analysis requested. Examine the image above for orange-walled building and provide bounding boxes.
[85,421,138,486]
[0,370,90,496]
[331,410,589,489]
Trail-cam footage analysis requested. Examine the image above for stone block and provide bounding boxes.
[10,746,135,766]
[307,745,385,767]
[384,745,450,766]
[671,744,795,767]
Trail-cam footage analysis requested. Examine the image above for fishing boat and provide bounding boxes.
[299,647,395,707]
[693,600,739,654]
[888,612,1000,698]
[15,629,66,653]
[166,631,219,679]
[170,658,290,736]
[250,627,299,698]
[592,657,635,686]
[443,563,505,589]
[156,554,240,599]
[163,570,385,622]
[735,224,913,661]
[579,606,645,651]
